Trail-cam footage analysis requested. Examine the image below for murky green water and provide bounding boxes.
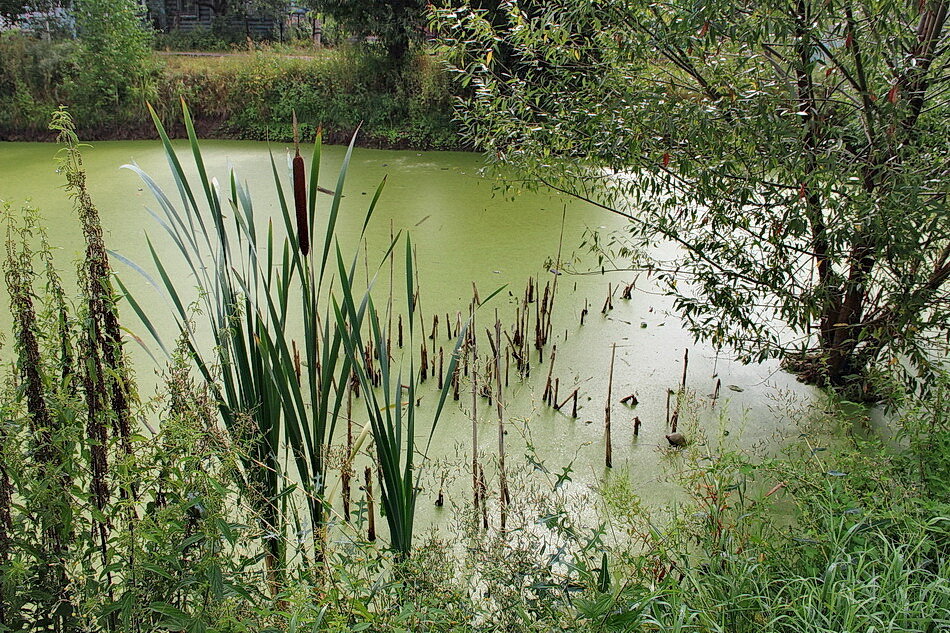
[0,139,817,534]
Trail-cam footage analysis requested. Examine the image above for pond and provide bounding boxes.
[0,138,818,535]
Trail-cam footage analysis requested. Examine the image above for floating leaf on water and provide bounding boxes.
[727,384,744,392]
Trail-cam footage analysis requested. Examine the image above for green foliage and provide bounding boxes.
[434,0,950,395]
[109,350,266,631]
[0,129,264,630]
[72,0,155,111]
[0,46,460,148]
[194,48,459,148]
[0,0,26,20]
[153,26,233,52]
[0,31,79,129]
[309,0,427,62]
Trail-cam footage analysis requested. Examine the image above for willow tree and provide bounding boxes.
[434,0,950,395]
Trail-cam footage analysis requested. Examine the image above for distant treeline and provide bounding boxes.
[0,32,462,149]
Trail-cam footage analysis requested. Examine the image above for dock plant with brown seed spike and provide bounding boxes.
[3,203,77,630]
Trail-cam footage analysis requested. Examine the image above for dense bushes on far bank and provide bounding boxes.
[0,33,461,149]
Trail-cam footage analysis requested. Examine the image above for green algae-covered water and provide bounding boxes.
[0,139,817,533]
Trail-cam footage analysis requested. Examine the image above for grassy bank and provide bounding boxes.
[0,34,461,149]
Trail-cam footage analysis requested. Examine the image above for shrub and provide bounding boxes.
[72,0,155,113]
[153,26,231,52]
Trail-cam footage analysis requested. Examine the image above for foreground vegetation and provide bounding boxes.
[0,33,459,148]
[1,107,948,631]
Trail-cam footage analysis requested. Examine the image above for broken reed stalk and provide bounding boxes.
[542,345,557,405]
[572,389,579,418]
[364,466,375,542]
[350,368,360,399]
[555,387,579,412]
[452,362,460,401]
[420,341,428,381]
[668,348,689,434]
[605,343,616,468]
[494,313,508,531]
[712,377,721,404]
[543,207,565,345]
[387,220,394,355]
[680,348,689,392]
[342,384,353,520]
[438,347,444,389]
[581,298,589,326]
[364,341,376,388]
[633,416,641,436]
[534,291,541,353]
[513,307,521,347]
[505,348,510,387]
[666,388,672,428]
[602,283,613,314]
[535,281,549,351]
[472,350,479,514]
[478,464,488,530]
[435,472,445,507]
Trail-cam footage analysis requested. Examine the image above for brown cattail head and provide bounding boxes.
[292,111,309,256]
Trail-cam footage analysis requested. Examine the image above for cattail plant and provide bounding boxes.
[122,101,386,587]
